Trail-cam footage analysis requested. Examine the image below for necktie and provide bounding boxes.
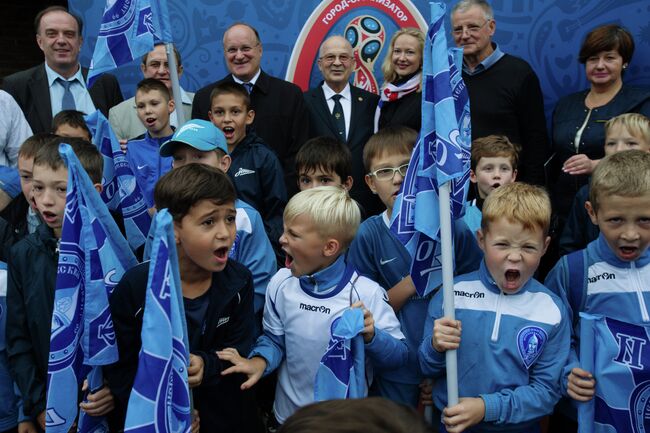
[243,82,254,94]
[59,78,76,111]
[331,94,345,139]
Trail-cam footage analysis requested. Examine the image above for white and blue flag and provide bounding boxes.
[390,2,471,297]
[124,209,191,433]
[46,144,138,433]
[87,0,172,86]
[579,313,650,433]
[85,111,151,251]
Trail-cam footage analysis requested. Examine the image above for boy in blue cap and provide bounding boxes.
[160,119,276,318]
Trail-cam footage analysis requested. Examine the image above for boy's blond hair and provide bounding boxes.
[470,135,521,171]
[283,186,360,248]
[589,149,650,212]
[604,113,650,144]
[481,182,551,235]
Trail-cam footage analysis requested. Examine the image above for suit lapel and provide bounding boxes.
[29,65,53,133]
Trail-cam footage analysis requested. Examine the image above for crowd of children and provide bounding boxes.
[0,62,649,433]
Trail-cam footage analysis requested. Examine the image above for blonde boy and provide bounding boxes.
[559,113,650,254]
[546,150,650,405]
[217,186,407,425]
[420,183,570,433]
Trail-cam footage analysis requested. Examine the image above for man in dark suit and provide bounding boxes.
[304,36,382,216]
[191,23,308,196]
[2,6,123,134]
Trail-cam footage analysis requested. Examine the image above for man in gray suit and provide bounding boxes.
[108,42,194,141]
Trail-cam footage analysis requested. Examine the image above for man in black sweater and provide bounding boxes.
[450,0,549,186]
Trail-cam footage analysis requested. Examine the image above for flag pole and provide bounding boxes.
[439,181,459,406]
[165,43,186,125]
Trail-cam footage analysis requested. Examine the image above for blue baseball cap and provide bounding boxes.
[0,166,21,199]
[160,119,228,157]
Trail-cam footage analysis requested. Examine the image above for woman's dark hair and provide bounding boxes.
[578,24,634,65]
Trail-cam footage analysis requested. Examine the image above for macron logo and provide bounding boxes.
[234,168,255,177]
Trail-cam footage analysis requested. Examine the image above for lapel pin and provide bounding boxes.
[358,96,363,101]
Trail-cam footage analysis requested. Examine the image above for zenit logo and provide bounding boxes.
[286,0,426,92]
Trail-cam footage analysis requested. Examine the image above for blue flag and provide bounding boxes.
[579,313,650,433]
[87,0,172,86]
[124,209,191,433]
[85,110,152,251]
[46,144,138,433]
[390,2,471,297]
[314,308,365,401]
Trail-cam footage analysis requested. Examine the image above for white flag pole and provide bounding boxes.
[439,181,459,406]
[165,43,185,126]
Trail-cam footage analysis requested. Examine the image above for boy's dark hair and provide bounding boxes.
[34,6,83,35]
[296,136,352,181]
[470,135,521,171]
[278,397,434,433]
[18,133,58,159]
[33,137,103,184]
[52,110,92,138]
[209,81,251,111]
[363,126,417,172]
[154,163,236,222]
[136,78,171,101]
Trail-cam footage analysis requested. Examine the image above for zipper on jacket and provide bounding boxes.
[491,291,503,342]
[632,262,650,322]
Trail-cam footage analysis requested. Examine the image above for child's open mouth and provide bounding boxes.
[285,253,294,268]
[41,210,57,224]
[213,246,229,264]
[145,117,157,126]
[619,246,639,260]
[505,269,520,282]
[492,182,501,189]
[222,127,235,139]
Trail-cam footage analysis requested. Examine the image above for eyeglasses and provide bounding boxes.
[368,163,409,181]
[225,43,260,55]
[319,54,353,64]
[451,20,490,37]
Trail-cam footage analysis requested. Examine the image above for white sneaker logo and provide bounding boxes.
[380,257,396,265]
[137,164,147,170]
[217,316,230,328]
[234,168,255,177]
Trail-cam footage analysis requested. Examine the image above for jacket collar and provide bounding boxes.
[298,254,346,296]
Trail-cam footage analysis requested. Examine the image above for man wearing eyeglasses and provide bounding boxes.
[191,23,309,196]
[108,42,194,141]
[451,0,549,187]
[304,36,382,217]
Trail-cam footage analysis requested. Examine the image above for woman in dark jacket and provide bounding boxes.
[375,28,424,133]
[551,24,650,223]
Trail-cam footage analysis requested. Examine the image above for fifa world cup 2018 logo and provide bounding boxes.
[345,16,385,94]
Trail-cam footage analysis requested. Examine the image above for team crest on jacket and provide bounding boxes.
[517,326,547,368]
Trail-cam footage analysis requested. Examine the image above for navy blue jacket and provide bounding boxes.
[551,85,650,220]
[105,259,259,433]
[227,132,287,264]
[558,184,599,256]
[5,224,57,419]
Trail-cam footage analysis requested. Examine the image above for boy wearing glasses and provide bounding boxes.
[348,126,481,407]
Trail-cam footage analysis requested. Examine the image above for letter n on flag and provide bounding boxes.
[579,312,650,433]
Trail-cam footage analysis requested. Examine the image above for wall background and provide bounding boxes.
[69,0,650,119]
